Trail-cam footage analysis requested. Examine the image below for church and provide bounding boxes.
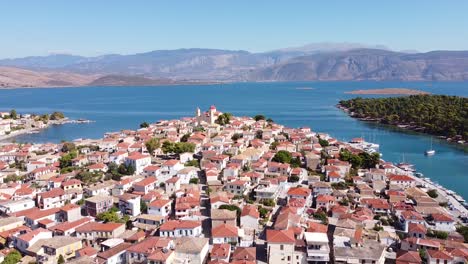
[195,105,222,125]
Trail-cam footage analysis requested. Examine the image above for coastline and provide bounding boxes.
[0,118,93,142]
[337,103,467,147]
[345,88,430,95]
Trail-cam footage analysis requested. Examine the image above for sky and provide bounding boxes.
[1,1,467,58]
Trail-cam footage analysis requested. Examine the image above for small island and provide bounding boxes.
[338,95,467,144]
[345,88,430,95]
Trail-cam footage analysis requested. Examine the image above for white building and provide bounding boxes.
[304,232,330,263]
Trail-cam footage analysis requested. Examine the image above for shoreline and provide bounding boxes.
[337,104,467,147]
[0,118,93,142]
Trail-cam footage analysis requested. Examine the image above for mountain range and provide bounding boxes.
[1,43,467,88]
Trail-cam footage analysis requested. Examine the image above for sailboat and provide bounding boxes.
[425,138,435,156]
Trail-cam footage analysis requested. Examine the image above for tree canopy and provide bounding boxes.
[339,149,380,169]
[145,138,160,155]
[140,122,150,128]
[215,113,233,126]
[50,111,65,120]
[339,95,468,140]
[161,141,195,154]
[253,114,266,121]
[1,250,21,264]
[272,150,292,164]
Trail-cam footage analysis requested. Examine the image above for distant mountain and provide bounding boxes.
[0,44,468,87]
[248,49,468,81]
[272,42,389,53]
[0,66,95,88]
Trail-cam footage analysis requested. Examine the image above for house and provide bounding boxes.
[225,180,248,196]
[316,194,336,211]
[133,177,156,195]
[334,242,386,264]
[126,237,174,264]
[160,159,184,180]
[241,205,260,231]
[389,174,416,189]
[211,209,237,228]
[287,187,312,206]
[211,224,239,244]
[97,242,131,264]
[304,232,330,263]
[408,223,427,239]
[49,217,93,236]
[118,193,141,217]
[427,250,454,264]
[143,165,161,177]
[266,229,297,264]
[165,176,181,195]
[124,153,151,174]
[88,163,108,173]
[14,228,52,253]
[400,210,425,232]
[148,199,172,217]
[36,188,69,209]
[159,220,202,237]
[210,243,231,262]
[36,236,82,264]
[396,250,422,264]
[134,214,166,230]
[177,166,199,184]
[431,213,455,232]
[0,217,23,232]
[85,195,114,217]
[76,222,126,244]
[0,198,35,214]
[232,247,256,262]
[173,237,209,264]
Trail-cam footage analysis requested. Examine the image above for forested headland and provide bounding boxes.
[338,95,467,141]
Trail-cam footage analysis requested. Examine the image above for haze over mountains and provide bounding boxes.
[1,42,467,88]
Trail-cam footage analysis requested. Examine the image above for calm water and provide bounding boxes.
[0,82,467,197]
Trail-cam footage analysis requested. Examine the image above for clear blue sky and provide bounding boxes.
[1,1,467,58]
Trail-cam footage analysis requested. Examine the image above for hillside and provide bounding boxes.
[249,49,468,81]
[339,95,468,140]
[0,46,468,86]
[0,66,96,88]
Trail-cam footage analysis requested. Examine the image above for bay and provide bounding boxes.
[0,81,467,198]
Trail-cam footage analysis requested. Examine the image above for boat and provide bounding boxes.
[414,172,424,178]
[425,138,436,156]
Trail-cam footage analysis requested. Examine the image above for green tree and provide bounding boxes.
[189,178,199,184]
[50,111,65,120]
[272,150,292,164]
[262,198,276,207]
[185,159,199,167]
[61,142,76,153]
[254,114,266,121]
[215,113,233,126]
[145,138,160,156]
[219,204,241,217]
[427,189,439,198]
[1,250,21,264]
[140,122,149,128]
[258,206,269,218]
[9,109,17,119]
[289,175,300,182]
[57,254,65,264]
[318,138,329,147]
[140,200,148,214]
[231,133,242,141]
[180,133,191,142]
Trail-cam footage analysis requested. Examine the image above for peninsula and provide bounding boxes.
[0,105,467,264]
[345,88,430,95]
[338,95,468,144]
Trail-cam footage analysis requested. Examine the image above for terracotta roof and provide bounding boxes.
[241,205,259,218]
[159,220,201,231]
[431,213,454,222]
[396,250,422,264]
[210,243,230,258]
[427,250,454,260]
[232,247,256,261]
[266,229,295,244]
[211,224,238,238]
[149,199,171,208]
[287,187,311,197]
[76,222,124,233]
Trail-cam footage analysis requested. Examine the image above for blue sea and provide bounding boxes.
[0,81,467,198]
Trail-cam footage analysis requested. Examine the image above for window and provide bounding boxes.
[280,245,284,250]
